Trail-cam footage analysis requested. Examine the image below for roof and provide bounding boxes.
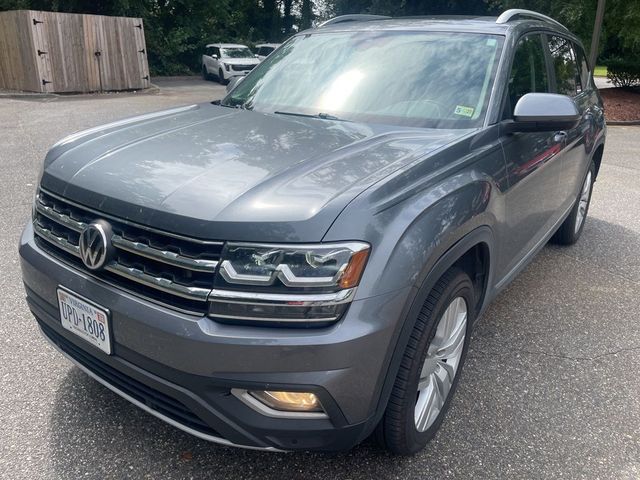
[308,11,571,38]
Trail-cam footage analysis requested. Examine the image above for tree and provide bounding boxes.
[2,0,638,74]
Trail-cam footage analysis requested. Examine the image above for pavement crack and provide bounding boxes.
[474,344,640,362]
[549,247,640,287]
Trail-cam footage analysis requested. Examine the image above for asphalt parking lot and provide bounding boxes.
[1,77,639,479]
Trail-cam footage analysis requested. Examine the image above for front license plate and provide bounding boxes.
[57,288,112,354]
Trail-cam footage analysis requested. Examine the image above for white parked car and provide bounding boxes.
[202,43,259,85]
[255,43,281,61]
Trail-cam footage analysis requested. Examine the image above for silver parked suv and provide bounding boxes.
[20,10,605,454]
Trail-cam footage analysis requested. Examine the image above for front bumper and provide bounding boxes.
[19,223,410,451]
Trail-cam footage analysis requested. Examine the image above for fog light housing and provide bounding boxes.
[249,390,323,412]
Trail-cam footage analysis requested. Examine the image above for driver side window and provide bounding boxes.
[505,34,549,118]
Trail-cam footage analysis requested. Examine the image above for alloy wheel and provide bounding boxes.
[575,170,593,234]
[414,296,467,432]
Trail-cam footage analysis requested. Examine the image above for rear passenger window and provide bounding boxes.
[506,35,549,117]
[548,36,580,96]
[574,45,591,93]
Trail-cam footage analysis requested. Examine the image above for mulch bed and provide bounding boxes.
[600,87,640,122]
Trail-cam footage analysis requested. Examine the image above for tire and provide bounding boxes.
[377,267,475,455]
[552,161,596,245]
[218,68,228,85]
[202,65,209,81]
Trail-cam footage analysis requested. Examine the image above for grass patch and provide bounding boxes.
[594,65,608,77]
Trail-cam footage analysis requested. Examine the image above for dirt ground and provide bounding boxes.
[600,87,640,122]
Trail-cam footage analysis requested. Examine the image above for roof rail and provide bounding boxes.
[318,14,391,28]
[495,9,566,30]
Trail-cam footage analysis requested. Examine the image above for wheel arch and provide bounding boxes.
[591,142,605,179]
[359,225,495,443]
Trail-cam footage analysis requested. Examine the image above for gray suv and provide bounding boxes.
[20,10,606,454]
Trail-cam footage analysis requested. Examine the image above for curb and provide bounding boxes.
[0,84,160,100]
[151,75,200,81]
[0,91,59,99]
[607,120,640,126]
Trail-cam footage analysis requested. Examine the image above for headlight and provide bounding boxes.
[224,63,230,71]
[218,242,369,289]
[209,242,370,326]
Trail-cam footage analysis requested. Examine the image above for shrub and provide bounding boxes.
[606,59,640,88]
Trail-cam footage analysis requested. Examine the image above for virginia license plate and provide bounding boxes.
[57,287,112,354]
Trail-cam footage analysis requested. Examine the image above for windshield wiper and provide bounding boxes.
[274,111,344,121]
[214,100,252,110]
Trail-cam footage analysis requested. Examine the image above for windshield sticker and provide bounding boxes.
[454,105,475,117]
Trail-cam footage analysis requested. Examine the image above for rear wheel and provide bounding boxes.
[218,68,228,85]
[552,161,595,245]
[377,267,474,454]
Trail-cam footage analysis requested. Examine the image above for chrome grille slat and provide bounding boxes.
[111,235,218,273]
[33,189,222,312]
[35,197,86,232]
[33,222,81,256]
[104,263,211,301]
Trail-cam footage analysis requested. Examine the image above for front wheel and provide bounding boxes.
[552,161,595,245]
[377,267,474,454]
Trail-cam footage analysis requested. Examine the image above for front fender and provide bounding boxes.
[325,171,500,300]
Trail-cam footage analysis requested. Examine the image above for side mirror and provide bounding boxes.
[226,76,244,93]
[212,54,218,59]
[254,54,259,58]
[505,93,580,133]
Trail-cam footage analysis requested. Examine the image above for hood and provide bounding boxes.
[41,103,470,242]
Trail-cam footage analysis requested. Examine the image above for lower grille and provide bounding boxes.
[39,319,220,438]
[33,189,222,314]
[231,64,255,71]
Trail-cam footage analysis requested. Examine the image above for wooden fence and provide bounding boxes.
[0,10,150,93]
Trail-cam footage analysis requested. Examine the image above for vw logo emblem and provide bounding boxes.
[79,221,112,270]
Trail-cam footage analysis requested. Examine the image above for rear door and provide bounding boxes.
[499,33,566,276]
[546,36,597,210]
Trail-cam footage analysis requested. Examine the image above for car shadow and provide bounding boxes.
[546,215,640,283]
[48,367,417,479]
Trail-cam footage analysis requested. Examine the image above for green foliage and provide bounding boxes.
[1,0,639,76]
[605,58,640,87]
[593,65,608,77]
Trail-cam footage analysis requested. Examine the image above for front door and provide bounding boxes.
[499,33,567,277]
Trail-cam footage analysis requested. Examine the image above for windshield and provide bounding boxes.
[221,47,253,58]
[222,31,503,129]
